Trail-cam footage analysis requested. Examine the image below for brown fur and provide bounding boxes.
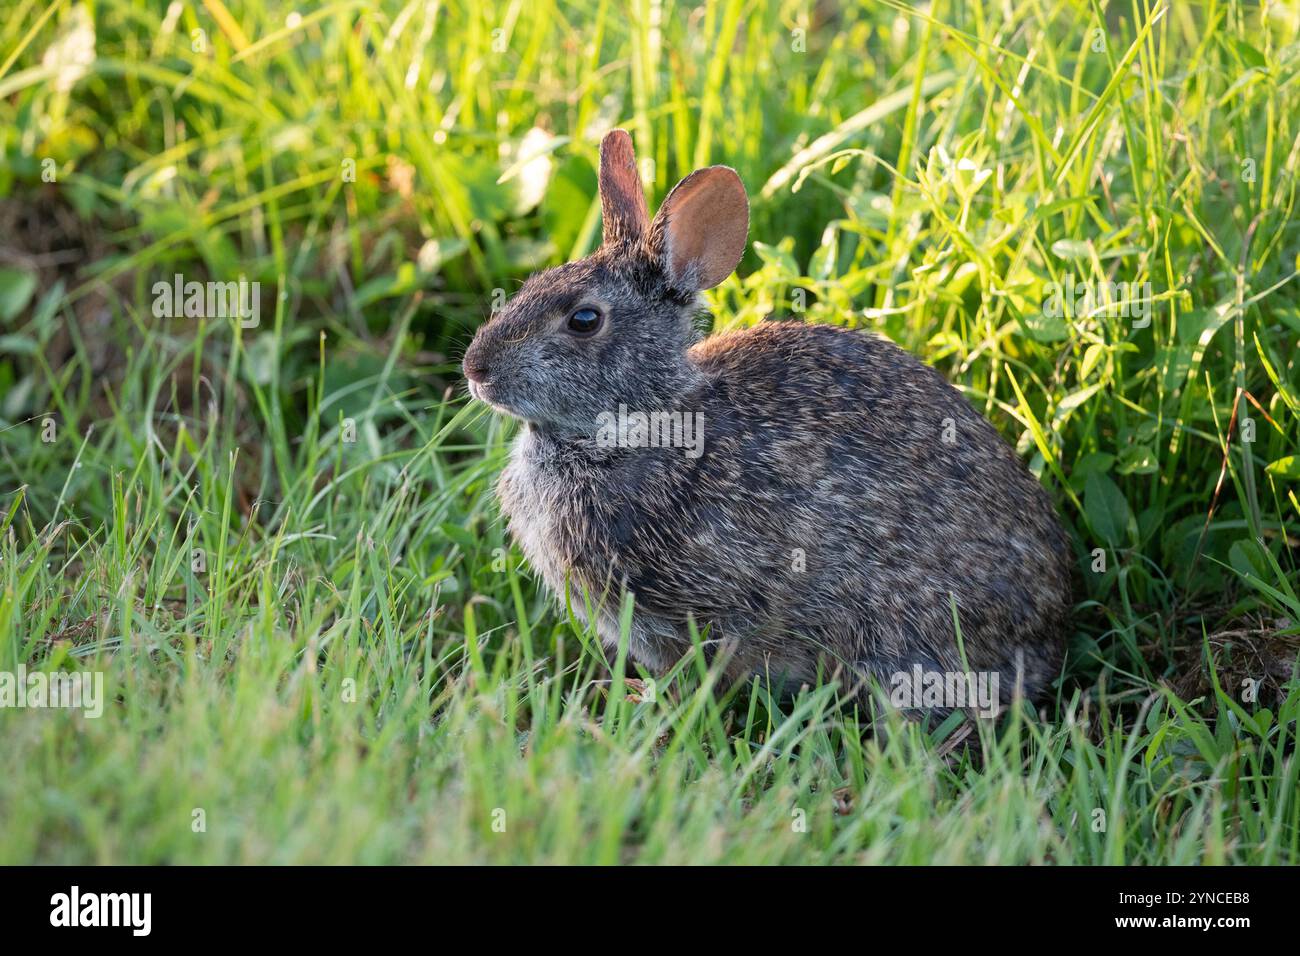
[464,131,1071,712]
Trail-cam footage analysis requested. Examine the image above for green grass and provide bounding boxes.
[1,0,1299,864]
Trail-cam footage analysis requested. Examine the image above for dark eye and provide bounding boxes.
[566,307,602,336]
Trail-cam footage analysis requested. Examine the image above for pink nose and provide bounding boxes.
[463,357,489,383]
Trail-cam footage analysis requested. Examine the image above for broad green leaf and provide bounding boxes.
[0,267,38,321]
[1266,456,1300,479]
[1050,239,1091,259]
[1021,311,1070,342]
[1117,444,1159,475]
[1056,383,1102,417]
[1080,343,1106,380]
[1084,472,1134,544]
[751,240,800,278]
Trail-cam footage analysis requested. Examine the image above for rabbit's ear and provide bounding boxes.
[648,166,748,291]
[599,130,650,246]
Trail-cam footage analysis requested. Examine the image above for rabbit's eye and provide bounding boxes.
[566,308,602,336]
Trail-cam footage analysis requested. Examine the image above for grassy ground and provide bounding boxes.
[1,0,1299,864]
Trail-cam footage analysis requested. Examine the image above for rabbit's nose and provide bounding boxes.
[463,354,490,383]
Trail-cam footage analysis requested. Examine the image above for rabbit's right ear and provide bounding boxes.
[647,166,749,292]
[599,129,650,247]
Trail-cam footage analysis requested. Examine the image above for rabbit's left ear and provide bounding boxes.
[648,166,749,291]
[599,130,650,246]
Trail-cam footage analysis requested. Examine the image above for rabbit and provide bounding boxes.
[463,129,1071,716]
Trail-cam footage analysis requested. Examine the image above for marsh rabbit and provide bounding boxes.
[464,130,1071,715]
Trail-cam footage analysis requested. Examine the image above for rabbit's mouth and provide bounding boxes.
[467,378,503,409]
[468,378,532,421]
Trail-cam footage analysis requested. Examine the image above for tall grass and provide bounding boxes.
[0,0,1298,863]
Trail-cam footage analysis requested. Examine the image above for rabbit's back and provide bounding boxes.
[691,322,1068,689]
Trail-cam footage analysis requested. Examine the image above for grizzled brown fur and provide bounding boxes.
[463,130,1071,711]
